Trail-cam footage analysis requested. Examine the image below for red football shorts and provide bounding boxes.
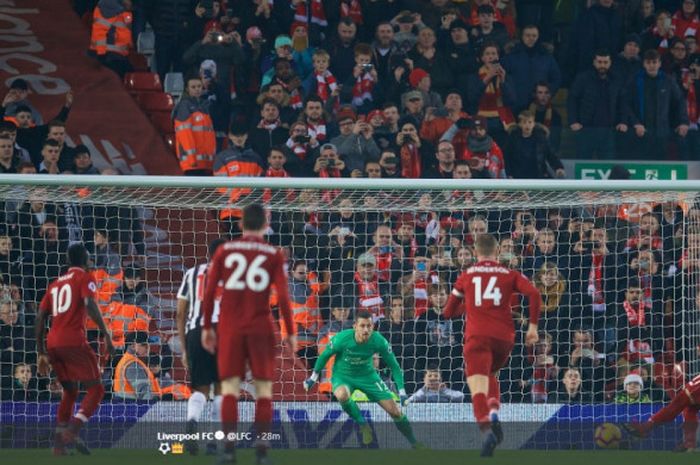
[217,332,277,381]
[463,335,513,377]
[48,344,101,383]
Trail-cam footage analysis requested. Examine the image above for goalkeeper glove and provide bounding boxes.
[304,372,319,392]
[399,389,408,406]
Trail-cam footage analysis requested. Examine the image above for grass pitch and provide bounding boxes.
[2,449,699,465]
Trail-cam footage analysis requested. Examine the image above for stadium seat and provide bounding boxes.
[163,72,185,98]
[128,52,149,72]
[123,72,162,95]
[137,92,174,113]
[149,111,174,134]
[136,30,155,56]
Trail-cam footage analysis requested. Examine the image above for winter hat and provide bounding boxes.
[336,106,357,123]
[449,19,469,32]
[367,109,385,123]
[274,35,293,49]
[625,33,641,47]
[409,68,429,88]
[623,373,644,389]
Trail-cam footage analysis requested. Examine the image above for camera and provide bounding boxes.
[210,31,224,43]
[294,135,311,144]
[384,156,399,165]
[327,158,336,168]
[416,262,427,272]
[456,117,473,129]
[361,63,374,72]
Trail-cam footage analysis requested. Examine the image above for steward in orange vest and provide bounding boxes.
[173,77,216,175]
[113,332,191,400]
[90,0,133,56]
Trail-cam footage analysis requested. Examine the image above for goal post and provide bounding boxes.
[0,174,699,451]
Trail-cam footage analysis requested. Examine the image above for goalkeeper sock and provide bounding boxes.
[472,393,491,432]
[393,414,417,445]
[487,376,500,416]
[339,398,366,425]
[57,388,78,424]
[651,391,691,424]
[187,391,207,422]
[255,398,273,441]
[76,384,105,421]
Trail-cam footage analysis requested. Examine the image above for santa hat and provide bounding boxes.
[409,68,429,88]
[623,373,644,389]
[366,109,385,123]
[290,21,308,36]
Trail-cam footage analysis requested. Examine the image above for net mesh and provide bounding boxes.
[1,179,700,450]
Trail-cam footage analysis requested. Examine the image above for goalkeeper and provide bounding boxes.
[303,310,421,448]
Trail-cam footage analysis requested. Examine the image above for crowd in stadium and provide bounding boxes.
[1,0,700,405]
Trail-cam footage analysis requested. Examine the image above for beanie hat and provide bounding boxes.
[409,68,429,88]
[623,373,644,389]
[625,33,641,47]
[336,106,357,123]
[274,35,293,49]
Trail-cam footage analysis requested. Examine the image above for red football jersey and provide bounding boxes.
[201,236,294,335]
[38,267,97,349]
[687,374,700,404]
[447,260,541,343]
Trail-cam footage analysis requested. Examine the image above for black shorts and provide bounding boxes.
[186,327,219,387]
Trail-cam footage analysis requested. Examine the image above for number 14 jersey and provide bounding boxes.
[448,260,541,344]
[39,267,97,349]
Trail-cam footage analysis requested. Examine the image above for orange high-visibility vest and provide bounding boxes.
[104,301,151,349]
[90,4,132,56]
[86,269,123,331]
[280,272,322,348]
[174,103,216,173]
[113,352,191,400]
[213,149,264,220]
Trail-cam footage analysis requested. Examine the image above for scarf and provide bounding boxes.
[315,70,338,103]
[352,71,375,107]
[538,280,566,314]
[257,118,280,130]
[684,69,699,122]
[295,0,327,27]
[277,77,302,109]
[340,0,363,25]
[639,271,653,308]
[623,300,645,327]
[319,166,341,203]
[354,271,384,318]
[375,250,393,282]
[400,143,421,178]
[477,65,514,126]
[673,11,700,38]
[286,137,308,160]
[307,120,327,141]
[413,271,440,318]
[587,253,605,306]
[529,102,552,127]
[651,26,672,51]
[626,339,654,364]
[263,166,290,203]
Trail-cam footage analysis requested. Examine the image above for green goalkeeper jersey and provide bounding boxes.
[312,329,405,391]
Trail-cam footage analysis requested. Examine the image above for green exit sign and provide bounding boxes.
[575,162,688,180]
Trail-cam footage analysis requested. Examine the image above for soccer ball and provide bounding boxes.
[594,423,622,449]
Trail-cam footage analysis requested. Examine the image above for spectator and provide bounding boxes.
[378,149,401,178]
[5,362,44,401]
[392,11,422,54]
[503,24,561,113]
[407,27,454,96]
[172,76,216,176]
[504,110,564,180]
[458,117,506,179]
[0,300,35,386]
[365,224,403,283]
[673,0,700,39]
[516,0,555,43]
[421,91,469,147]
[198,59,230,148]
[398,251,440,318]
[567,0,623,81]
[112,267,157,315]
[626,49,690,159]
[465,42,516,148]
[152,0,197,79]
[552,367,590,403]
[285,260,323,367]
[88,0,134,78]
[527,82,563,152]
[365,109,392,150]
[2,78,43,125]
[470,4,509,52]
[257,83,296,125]
[624,0,656,35]
[394,117,434,178]
[615,372,652,403]
[38,140,61,175]
[249,99,288,157]
[401,90,426,125]
[613,34,643,84]
[406,366,464,403]
[267,58,305,111]
[330,106,381,173]
[183,29,245,93]
[284,122,317,176]
[341,252,391,321]
[567,49,627,160]
[0,121,30,168]
[442,19,479,82]
[370,22,401,86]
[617,277,664,357]
[423,140,456,178]
[261,34,312,87]
[532,262,574,347]
[299,96,334,144]
[213,121,265,237]
[264,146,290,181]
[92,228,123,307]
[663,37,690,78]
[642,10,677,55]
[72,145,100,175]
[377,296,416,380]
[522,331,559,403]
[0,135,17,174]
[340,43,380,112]
[114,332,159,400]
[0,235,24,288]
[564,328,606,398]
[303,49,339,106]
[312,143,348,179]
[328,18,359,80]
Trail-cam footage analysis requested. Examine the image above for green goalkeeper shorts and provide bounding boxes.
[332,372,395,403]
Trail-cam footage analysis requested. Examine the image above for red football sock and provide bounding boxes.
[76,384,105,421]
[651,392,691,424]
[57,388,78,424]
[255,398,273,449]
[222,395,239,435]
[487,376,501,414]
[682,406,699,448]
[472,393,491,431]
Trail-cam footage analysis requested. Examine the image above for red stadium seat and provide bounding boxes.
[137,92,174,113]
[123,72,162,95]
[149,111,174,134]
[128,52,150,72]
